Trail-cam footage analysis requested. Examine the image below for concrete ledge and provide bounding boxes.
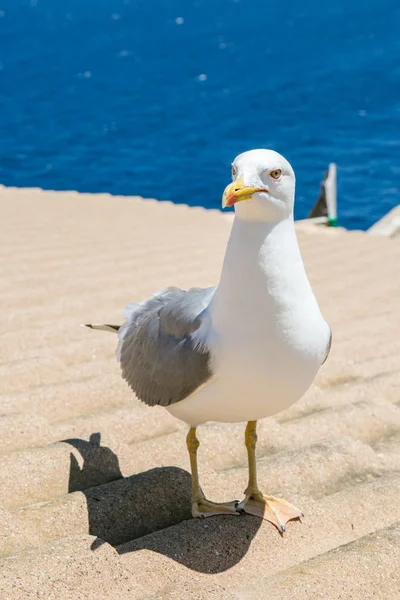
[368,205,400,237]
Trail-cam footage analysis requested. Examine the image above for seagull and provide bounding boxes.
[85,149,331,533]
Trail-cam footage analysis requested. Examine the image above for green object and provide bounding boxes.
[327,216,338,227]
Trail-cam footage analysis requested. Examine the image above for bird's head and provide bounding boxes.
[222,149,295,223]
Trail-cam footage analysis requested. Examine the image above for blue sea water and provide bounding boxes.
[0,0,399,229]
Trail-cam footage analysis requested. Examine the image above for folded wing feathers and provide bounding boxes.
[116,286,214,407]
[83,286,215,407]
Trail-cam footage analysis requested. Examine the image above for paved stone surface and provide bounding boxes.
[0,186,399,599]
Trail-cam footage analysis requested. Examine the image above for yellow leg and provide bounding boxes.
[186,427,240,518]
[244,420,259,495]
[186,427,202,502]
[238,420,304,533]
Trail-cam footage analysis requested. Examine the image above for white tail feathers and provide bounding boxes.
[82,323,120,333]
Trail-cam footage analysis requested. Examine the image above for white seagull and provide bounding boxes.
[85,149,331,533]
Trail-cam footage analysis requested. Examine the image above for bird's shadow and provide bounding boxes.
[64,433,262,573]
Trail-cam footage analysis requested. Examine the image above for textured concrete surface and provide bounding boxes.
[0,185,399,599]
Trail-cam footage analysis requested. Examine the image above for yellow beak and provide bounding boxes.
[222,177,264,208]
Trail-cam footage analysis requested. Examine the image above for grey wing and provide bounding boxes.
[321,326,332,365]
[117,286,215,407]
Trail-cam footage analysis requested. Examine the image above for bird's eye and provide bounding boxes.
[231,165,237,180]
[270,169,282,179]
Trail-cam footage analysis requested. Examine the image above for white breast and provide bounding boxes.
[168,215,330,427]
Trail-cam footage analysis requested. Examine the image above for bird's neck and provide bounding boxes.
[211,213,312,323]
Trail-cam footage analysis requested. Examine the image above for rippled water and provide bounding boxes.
[0,0,399,228]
